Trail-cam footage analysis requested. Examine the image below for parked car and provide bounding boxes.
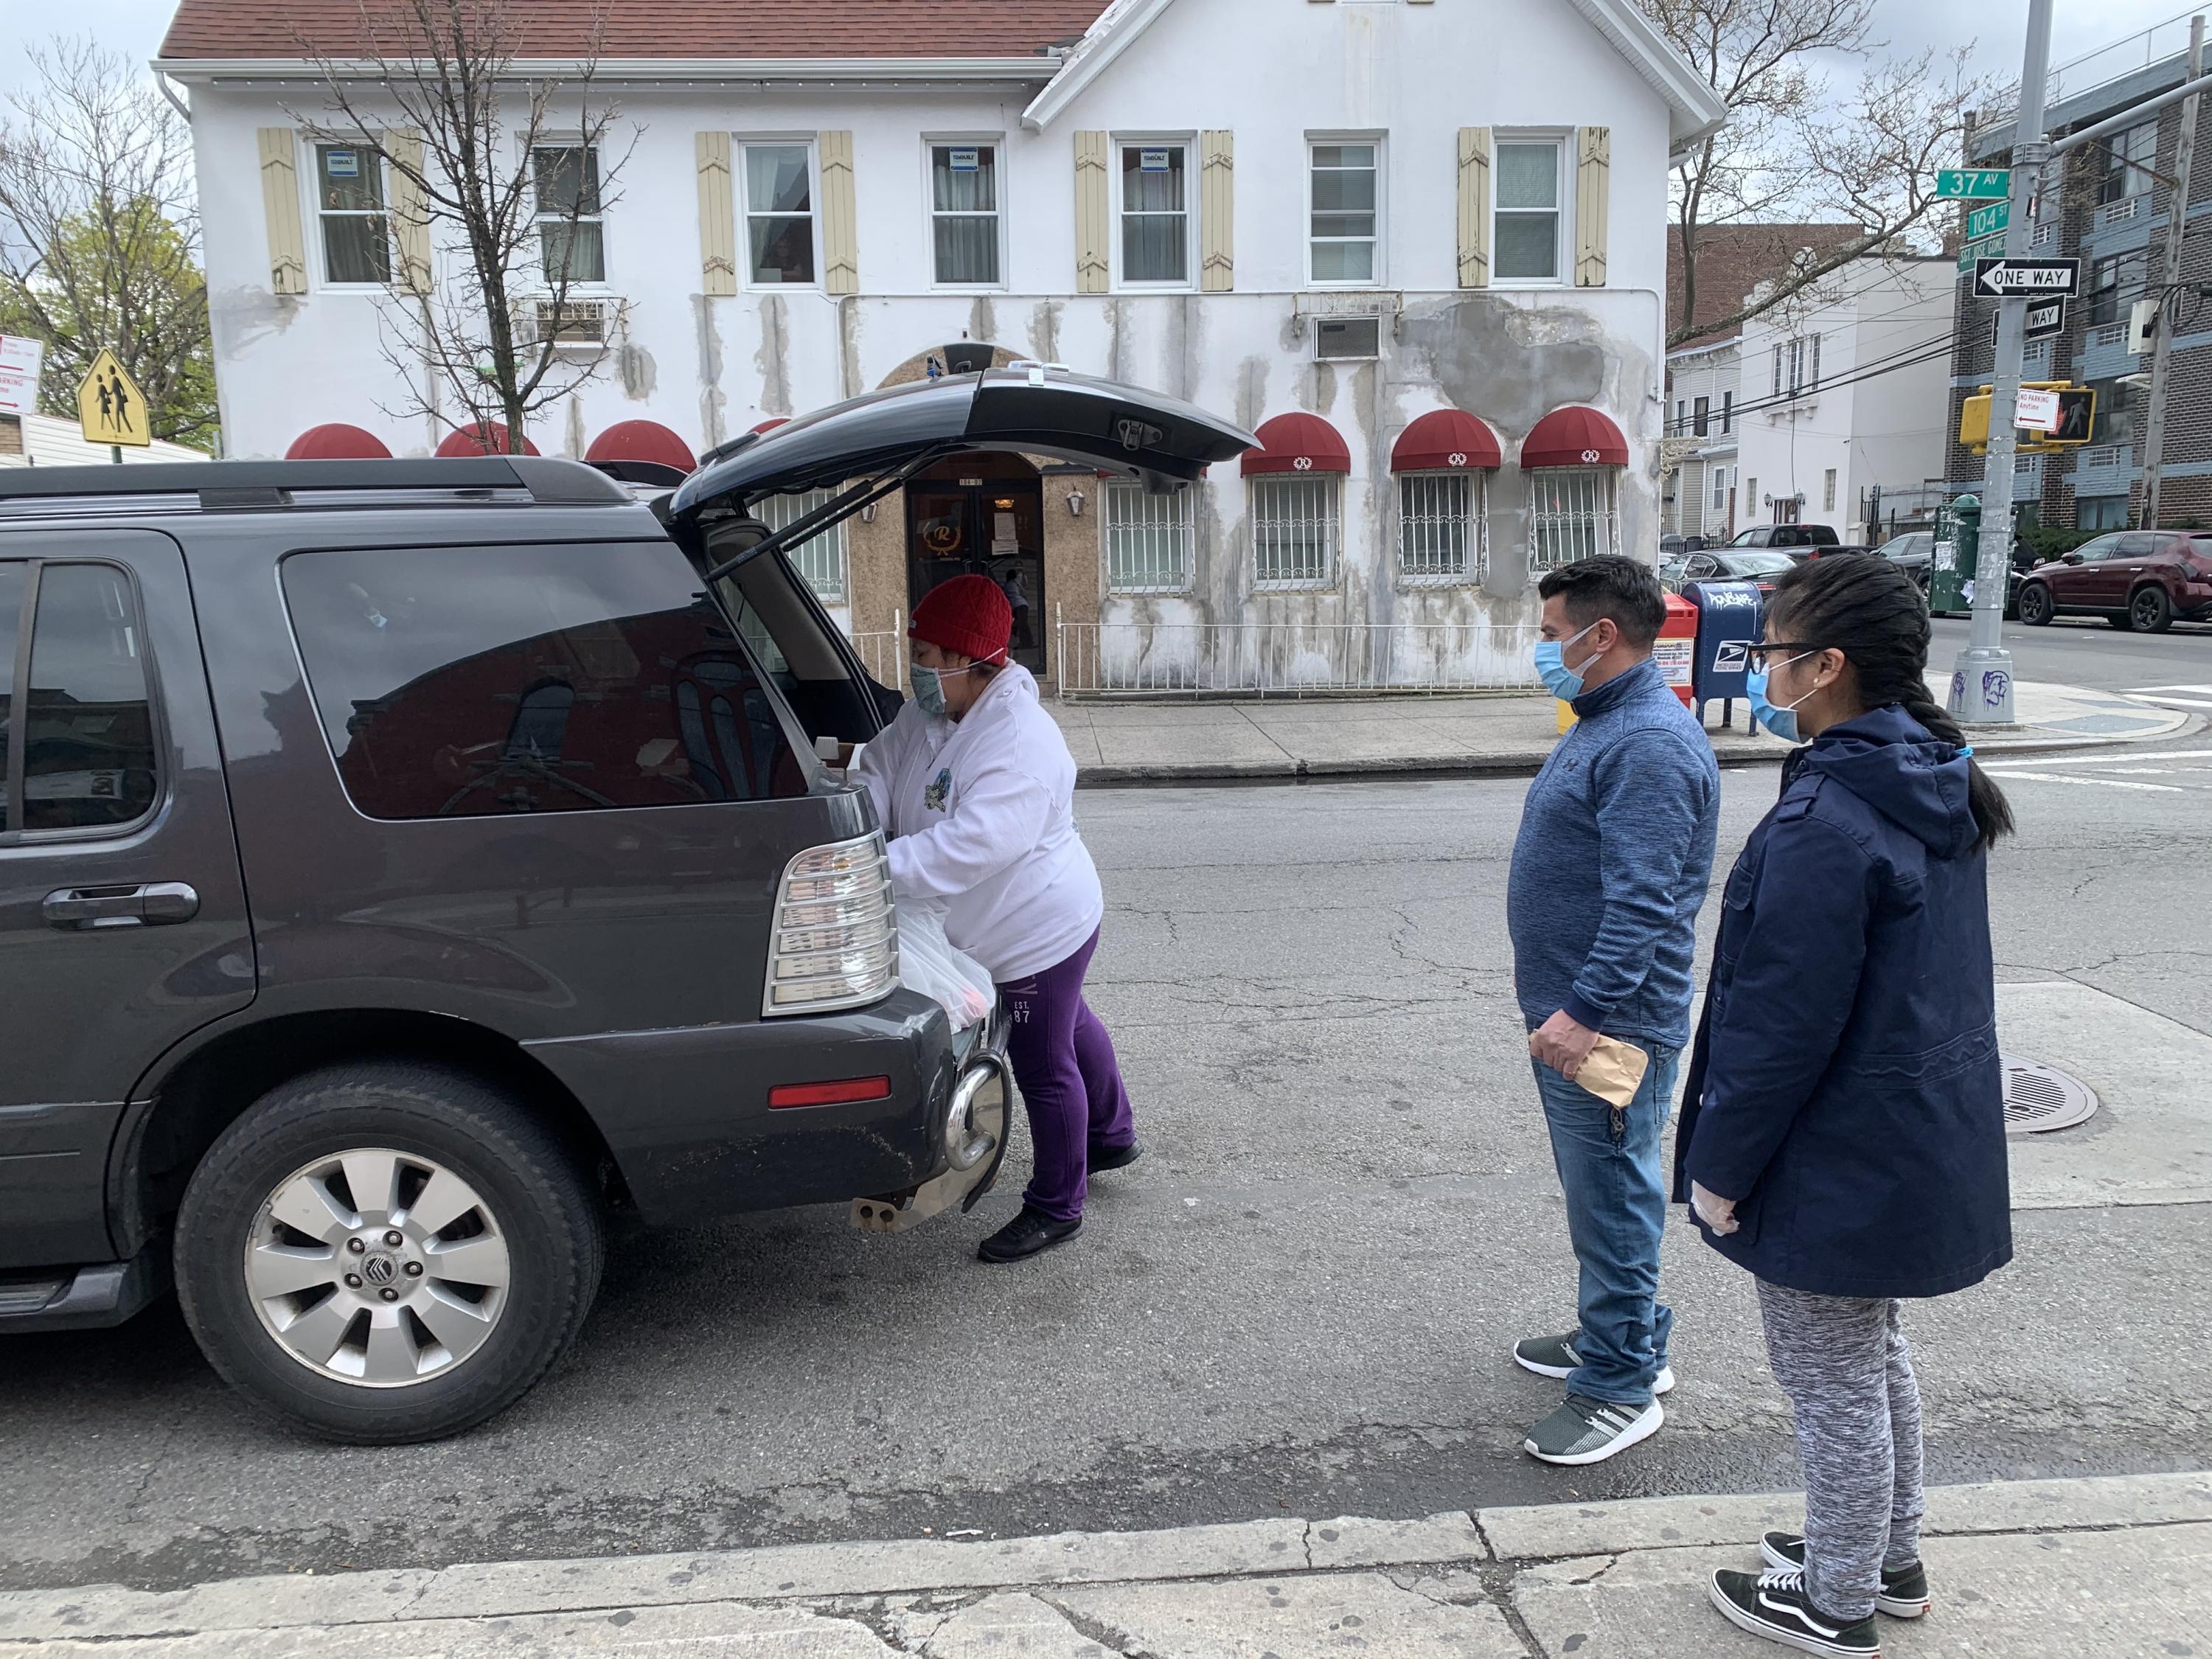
[0,368,1254,1443]
[1877,531,1935,591]
[2017,530,2212,632]
[1666,548,1801,597]
[1722,524,1867,554]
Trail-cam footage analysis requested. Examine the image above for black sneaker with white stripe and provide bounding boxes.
[1710,1566,1880,1655]
[1760,1532,1930,1618]
[1512,1330,1675,1396]
[1521,1393,1663,1465]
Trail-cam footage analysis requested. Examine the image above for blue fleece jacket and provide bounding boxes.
[1507,655,1721,1048]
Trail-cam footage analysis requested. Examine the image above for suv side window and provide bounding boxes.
[284,542,808,821]
[1,562,161,835]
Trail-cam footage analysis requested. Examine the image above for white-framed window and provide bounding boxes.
[1711,465,1731,513]
[1721,390,1733,434]
[1116,140,1192,287]
[758,490,847,602]
[1694,395,1710,437]
[1308,139,1380,285]
[742,142,816,285]
[1493,137,1565,283]
[1105,482,1194,592]
[929,141,1003,287]
[532,145,606,286]
[1527,469,1618,571]
[1251,475,1338,587]
[1771,333,1821,397]
[315,142,392,285]
[1398,472,1486,583]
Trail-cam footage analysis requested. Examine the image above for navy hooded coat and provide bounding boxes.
[1672,705,2012,1300]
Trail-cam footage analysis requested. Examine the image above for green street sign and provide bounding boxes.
[1956,230,2006,272]
[1966,199,2010,242]
[1938,168,2011,200]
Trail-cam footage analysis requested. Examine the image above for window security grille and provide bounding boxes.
[1528,468,1615,570]
[1399,472,1483,581]
[758,490,846,600]
[1105,484,1194,593]
[1252,476,1338,587]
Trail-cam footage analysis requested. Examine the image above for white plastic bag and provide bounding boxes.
[896,901,995,1032]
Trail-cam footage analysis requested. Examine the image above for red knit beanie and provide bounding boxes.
[911,574,1013,665]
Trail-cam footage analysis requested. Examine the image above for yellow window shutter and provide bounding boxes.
[696,131,738,297]
[1200,130,1234,292]
[1576,125,1610,287]
[257,128,309,296]
[818,131,858,295]
[388,129,433,296]
[1457,128,1491,288]
[1074,130,1110,294]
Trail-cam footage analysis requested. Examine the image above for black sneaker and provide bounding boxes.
[1522,1393,1663,1465]
[1761,1533,1930,1619]
[977,1207,1082,1263]
[1512,1331,1675,1396]
[1088,1141,1143,1172]
[1709,1567,1880,1656]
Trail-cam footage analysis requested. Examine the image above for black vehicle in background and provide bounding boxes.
[0,369,1254,1443]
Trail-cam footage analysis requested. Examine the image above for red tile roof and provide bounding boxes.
[159,0,1113,63]
[1669,223,1866,346]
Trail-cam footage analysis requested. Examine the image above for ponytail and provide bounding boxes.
[1768,555,2015,852]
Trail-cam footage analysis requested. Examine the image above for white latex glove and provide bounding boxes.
[1691,1181,1740,1236]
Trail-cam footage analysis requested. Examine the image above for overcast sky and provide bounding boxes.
[0,0,2199,109]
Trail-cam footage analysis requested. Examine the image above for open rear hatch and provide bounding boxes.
[660,366,1256,743]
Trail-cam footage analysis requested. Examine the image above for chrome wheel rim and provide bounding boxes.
[243,1147,511,1388]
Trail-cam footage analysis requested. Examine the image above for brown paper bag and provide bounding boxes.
[1576,1035,1651,1108]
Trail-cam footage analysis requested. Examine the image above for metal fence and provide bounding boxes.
[1055,616,1543,699]
[848,619,904,686]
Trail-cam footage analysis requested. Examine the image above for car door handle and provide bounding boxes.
[43,883,199,929]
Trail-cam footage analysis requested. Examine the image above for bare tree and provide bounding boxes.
[296,0,639,448]
[1654,0,1992,347]
[0,40,216,446]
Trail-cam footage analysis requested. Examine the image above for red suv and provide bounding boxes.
[2017,531,2212,632]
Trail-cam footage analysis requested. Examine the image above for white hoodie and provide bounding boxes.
[852,664,1104,984]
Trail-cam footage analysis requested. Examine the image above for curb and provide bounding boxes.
[1,1473,2204,1643]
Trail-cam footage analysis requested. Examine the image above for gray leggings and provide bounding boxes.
[1756,1279,1927,1621]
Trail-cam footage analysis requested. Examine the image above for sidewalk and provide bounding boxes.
[1051,678,2197,785]
[3,1471,2202,1655]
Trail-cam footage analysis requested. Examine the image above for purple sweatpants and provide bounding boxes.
[998,928,1135,1222]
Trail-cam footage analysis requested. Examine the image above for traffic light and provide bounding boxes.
[1958,383,2096,451]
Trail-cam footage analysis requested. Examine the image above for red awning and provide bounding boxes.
[1521,406,1629,469]
[435,422,540,457]
[1240,411,1351,476]
[586,420,695,472]
[1391,409,1502,473]
[286,423,391,460]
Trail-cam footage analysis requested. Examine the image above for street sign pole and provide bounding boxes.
[1953,0,2054,728]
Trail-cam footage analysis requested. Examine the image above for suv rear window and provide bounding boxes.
[285,542,807,820]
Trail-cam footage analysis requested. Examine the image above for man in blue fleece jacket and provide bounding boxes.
[1506,555,1719,1467]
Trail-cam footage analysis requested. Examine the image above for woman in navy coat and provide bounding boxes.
[1677,554,2015,1658]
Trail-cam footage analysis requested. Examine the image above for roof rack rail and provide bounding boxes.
[0,456,632,508]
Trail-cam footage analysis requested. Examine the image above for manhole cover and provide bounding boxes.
[2001,1054,2099,1135]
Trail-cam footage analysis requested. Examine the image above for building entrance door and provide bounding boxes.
[905,453,1046,675]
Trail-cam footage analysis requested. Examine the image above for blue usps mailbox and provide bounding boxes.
[1683,580,1764,727]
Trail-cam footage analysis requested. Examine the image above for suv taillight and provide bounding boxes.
[763,834,899,1016]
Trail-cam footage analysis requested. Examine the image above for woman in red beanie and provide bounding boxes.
[852,574,1139,1262]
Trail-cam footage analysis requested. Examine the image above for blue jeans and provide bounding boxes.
[1531,1037,1680,1405]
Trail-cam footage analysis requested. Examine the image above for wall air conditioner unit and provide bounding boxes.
[522,298,611,349]
[1315,317,1381,360]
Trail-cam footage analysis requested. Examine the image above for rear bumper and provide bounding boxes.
[525,989,987,1227]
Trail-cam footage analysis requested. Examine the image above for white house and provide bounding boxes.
[0,411,211,468]
[1662,335,1739,541]
[1736,257,1952,544]
[158,0,1724,690]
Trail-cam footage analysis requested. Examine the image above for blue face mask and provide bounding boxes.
[908,663,972,718]
[1534,622,1601,702]
[1747,651,1818,742]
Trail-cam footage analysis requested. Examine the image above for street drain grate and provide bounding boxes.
[2001,1055,2099,1135]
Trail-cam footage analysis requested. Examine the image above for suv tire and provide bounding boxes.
[2129,585,2174,633]
[2017,582,2053,626]
[175,1062,603,1444]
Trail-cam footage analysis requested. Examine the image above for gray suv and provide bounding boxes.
[0,366,1251,1442]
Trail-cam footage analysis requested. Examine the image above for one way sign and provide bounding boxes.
[1973,257,2079,299]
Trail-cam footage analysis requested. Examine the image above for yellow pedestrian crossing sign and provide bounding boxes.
[77,349,150,448]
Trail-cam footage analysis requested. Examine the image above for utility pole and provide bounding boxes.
[2142,14,2205,532]
[1951,0,2053,728]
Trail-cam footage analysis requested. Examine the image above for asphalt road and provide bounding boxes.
[1928,612,2212,694]
[4,738,2210,1594]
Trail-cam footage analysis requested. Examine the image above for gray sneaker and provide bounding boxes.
[1523,1393,1665,1465]
[1513,1331,1676,1396]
